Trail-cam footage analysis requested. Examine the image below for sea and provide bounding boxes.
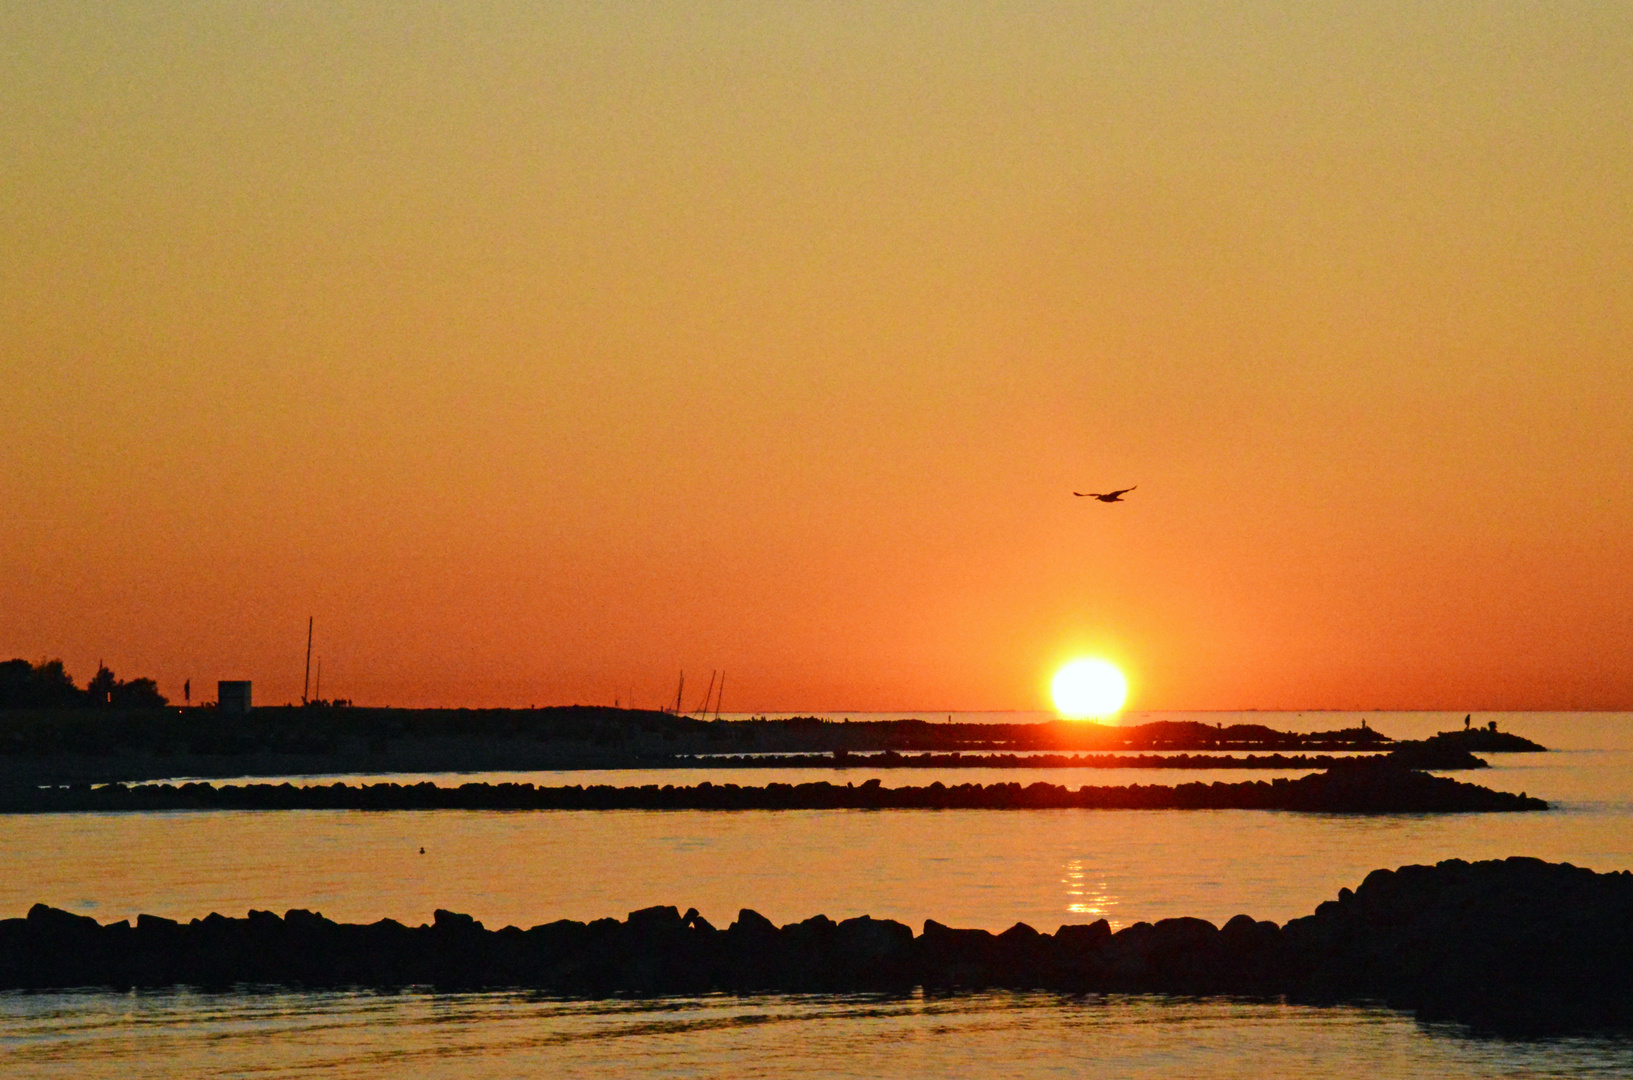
[3,711,1632,1078]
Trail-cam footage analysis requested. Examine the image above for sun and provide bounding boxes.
[1051,659,1128,718]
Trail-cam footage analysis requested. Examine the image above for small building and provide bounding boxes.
[218,681,252,715]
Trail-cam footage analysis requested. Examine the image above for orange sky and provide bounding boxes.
[3,3,1630,711]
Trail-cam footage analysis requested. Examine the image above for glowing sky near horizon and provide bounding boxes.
[3,2,1630,710]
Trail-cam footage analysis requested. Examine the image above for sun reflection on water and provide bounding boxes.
[1061,859,1121,928]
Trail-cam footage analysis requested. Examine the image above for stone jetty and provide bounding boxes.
[689,743,1490,771]
[3,857,1628,1034]
[0,759,1543,814]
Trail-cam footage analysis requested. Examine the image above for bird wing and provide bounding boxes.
[1109,486,1136,498]
[1072,492,1095,497]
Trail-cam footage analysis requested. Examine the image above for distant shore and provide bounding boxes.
[0,706,1542,786]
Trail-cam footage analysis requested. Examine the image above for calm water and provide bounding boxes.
[3,712,1631,1076]
[8,991,1633,1079]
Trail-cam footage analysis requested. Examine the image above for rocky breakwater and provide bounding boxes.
[691,743,1491,771]
[1277,856,1633,1032]
[0,758,1543,814]
[4,858,1629,1033]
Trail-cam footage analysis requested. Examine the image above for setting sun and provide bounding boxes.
[1051,659,1129,718]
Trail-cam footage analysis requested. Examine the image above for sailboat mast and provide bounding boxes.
[696,670,717,717]
[302,617,313,704]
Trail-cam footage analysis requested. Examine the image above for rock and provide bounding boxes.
[1098,922,1157,986]
[997,921,1041,944]
[730,908,778,937]
[834,915,913,968]
[919,920,997,986]
[1422,728,1547,753]
[285,908,334,931]
[1382,743,1488,770]
[781,913,836,942]
[627,905,684,934]
[1054,920,1111,951]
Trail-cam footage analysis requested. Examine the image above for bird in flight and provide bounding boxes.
[1074,486,1137,502]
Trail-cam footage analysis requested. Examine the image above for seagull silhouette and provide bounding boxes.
[1074,486,1137,502]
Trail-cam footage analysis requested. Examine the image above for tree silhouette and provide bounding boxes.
[111,676,167,708]
[0,659,86,708]
[0,659,168,709]
[86,665,116,706]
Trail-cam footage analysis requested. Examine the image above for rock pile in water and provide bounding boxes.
[689,743,1491,771]
[0,759,1544,814]
[3,857,1629,1033]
